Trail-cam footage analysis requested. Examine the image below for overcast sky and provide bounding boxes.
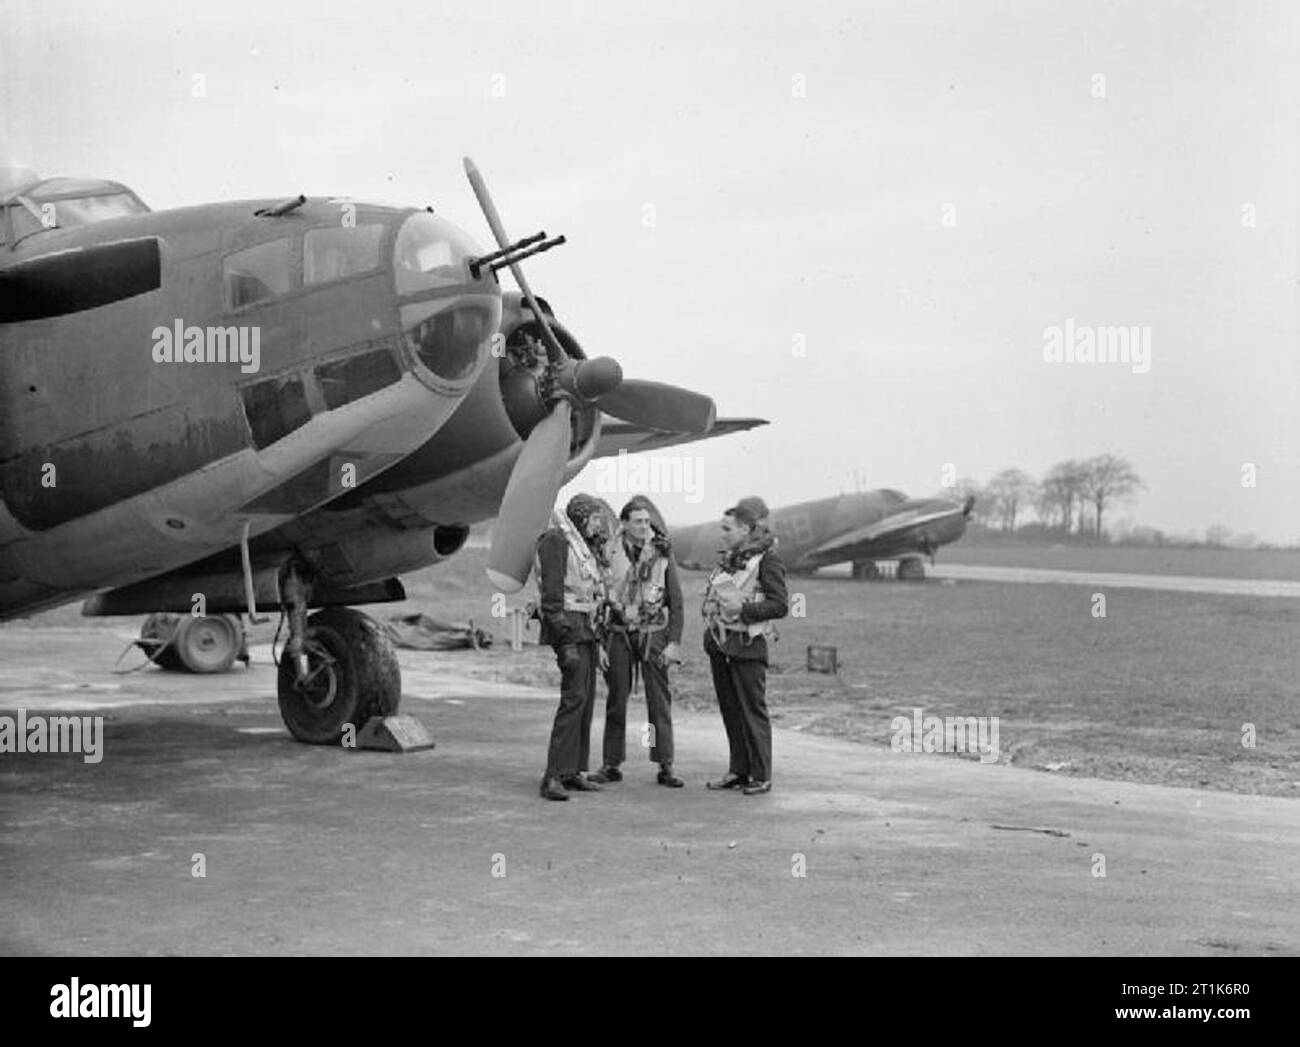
[4,0,1296,541]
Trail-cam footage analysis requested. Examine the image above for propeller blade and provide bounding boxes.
[597,379,717,434]
[486,399,574,593]
[464,157,568,367]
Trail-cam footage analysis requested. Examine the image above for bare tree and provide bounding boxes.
[1040,460,1088,533]
[1204,523,1232,548]
[1034,483,1063,529]
[1077,502,1096,538]
[985,468,1040,531]
[1080,454,1144,538]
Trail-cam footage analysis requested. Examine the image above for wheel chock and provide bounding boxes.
[355,714,436,753]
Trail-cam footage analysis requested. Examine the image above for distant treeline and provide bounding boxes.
[942,456,1289,551]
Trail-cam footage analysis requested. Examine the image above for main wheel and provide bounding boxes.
[276,607,402,745]
[141,613,243,673]
[897,557,926,581]
[851,560,880,581]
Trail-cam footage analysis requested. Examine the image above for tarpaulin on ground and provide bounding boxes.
[382,614,493,651]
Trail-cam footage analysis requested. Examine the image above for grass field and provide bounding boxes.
[10,544,1299,798]
[390,547,1300,799]
[945,543,1300,581]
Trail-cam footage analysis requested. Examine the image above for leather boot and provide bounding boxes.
[561,773,603,792]
[539,775,569,801]
[657,762,684,787]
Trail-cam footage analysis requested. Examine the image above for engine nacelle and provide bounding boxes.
[80,523,471,615]
[324,293,601,528]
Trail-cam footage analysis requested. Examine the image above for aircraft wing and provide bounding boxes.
[591,415,767,459]
[806,506,963,561]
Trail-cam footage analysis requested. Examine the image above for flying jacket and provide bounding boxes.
[536,526,605,646]
[702,546,788,662]
[606,533,684,643]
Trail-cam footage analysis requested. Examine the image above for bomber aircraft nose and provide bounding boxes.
[392,211,501,390]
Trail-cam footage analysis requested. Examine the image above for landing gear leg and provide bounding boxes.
[850,560,880,581]
[275,562,402,745]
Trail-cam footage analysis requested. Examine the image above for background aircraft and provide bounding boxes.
[0,160,762,742]
[672,489,974,580]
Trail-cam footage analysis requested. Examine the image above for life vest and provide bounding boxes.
[534,508,607,614]
[607,533,670,631]
[702,551,772,644]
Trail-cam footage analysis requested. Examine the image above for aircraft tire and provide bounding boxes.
[175,614,243,673]
[277,607,401,745]
[897,557,926,581]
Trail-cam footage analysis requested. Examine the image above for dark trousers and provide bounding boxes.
[603,630,675,767]
[708,652,771,782]
[545,641,598,778]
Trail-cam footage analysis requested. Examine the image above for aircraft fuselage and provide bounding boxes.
[672,489,970,572]
[0,188,501,618]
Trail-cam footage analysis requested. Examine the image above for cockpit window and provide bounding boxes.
[224,239,291,309]
[393,212,477,295]
[304,224,383,285]
[35,192,148,227]
[2,178,149,246]
[9,204,45,242]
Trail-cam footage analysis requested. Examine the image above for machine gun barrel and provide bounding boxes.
[488,235,567,273]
